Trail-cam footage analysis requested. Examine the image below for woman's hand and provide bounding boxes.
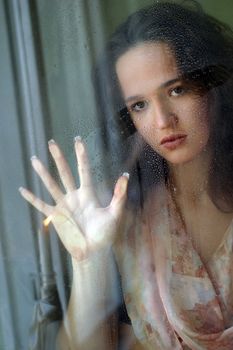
[19,138,129,262]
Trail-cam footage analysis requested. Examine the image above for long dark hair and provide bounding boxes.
[94,0,233,211]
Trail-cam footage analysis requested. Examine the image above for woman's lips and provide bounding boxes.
[160,134,187,150]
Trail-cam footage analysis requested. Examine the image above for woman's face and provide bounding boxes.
[116,42,212,165]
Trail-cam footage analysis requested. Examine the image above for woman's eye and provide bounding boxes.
[170,86,185,96]
[130,101,147,112]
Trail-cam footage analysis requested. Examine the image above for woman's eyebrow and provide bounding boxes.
[124,77,181,104]
[161,77,181,88]
[125,95,144,104]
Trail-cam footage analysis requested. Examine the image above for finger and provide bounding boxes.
[19,187,53,216]
[109,172,129,217]
[74,137,94,190]
[31,156,64,202]
[48,140,76,192]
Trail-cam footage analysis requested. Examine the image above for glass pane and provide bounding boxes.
[1,0,233,349]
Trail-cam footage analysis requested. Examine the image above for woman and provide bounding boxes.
[20,1,233,349]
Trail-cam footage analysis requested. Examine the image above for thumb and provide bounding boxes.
[109,172,129,217]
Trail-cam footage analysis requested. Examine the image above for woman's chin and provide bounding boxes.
[165,150,210,167]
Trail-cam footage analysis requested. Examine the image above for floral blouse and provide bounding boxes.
[114,183,233,349]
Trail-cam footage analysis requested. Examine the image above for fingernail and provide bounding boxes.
[75,137,84,153]
[18,186,24,192]
[122,172,130,179]
[30,155,37,161]
[74,135,82,142]
[48,139,56,145]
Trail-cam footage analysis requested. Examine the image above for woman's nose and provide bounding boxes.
[152,98,178,129]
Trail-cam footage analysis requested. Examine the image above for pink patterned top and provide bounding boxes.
[114,183,233,349]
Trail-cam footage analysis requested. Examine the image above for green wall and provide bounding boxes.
[102,0,233,35]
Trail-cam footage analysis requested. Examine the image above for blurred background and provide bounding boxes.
[0,0,233,349]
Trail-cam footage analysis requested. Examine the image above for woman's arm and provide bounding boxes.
[57,252,119,350]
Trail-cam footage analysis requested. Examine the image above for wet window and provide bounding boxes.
[1,0,233,349]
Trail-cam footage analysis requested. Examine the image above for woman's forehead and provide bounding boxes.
[116,42,175,65]
[116,42,179,98]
